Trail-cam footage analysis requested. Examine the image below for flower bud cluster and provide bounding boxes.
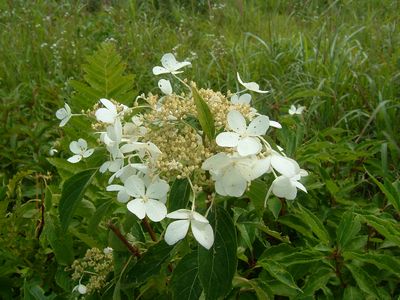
[71,247,113,295]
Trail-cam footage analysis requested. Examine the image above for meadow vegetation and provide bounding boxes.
[0,0,399,299]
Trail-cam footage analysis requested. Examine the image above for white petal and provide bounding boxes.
[56,108,67,120]
[237,137,262,156]
[166,209,191,219]
[100,161,111,173]
[173,61,191,71]
[109,159,123,172]
[59,115,71,127]
[158,79,173,95]
[82,149,94,158]
[164,219,190,245]
[202,153,231,171]
[248,157,271,180]
[124,175,146,198]
[297,106,305,114]
[152,66,169,75]
[237,72,246,86]
[145,199,167,222]
[293,180,307,193]
[69,141,81,154]
[238,93,252,104]
[77,138,87,150]
[100,98,117,113]
[289,105,296,115]
[161,53,178,70]
[269,120,282,129]
[67,155,82,163]
[271,154,300,177]
[191,220,214,249]
[272,176,297,200]
[230,94,239,104]
[96,108,115,123]
[191,211,210,223]
[214,178,227,196]
[106,184,124,192]
[127,199,146,219]
[247,115,269,136]
[146,180,169,200]
[227,110,246,134]
[220,169,247,197]
[117,190,130,203]
[216,132,240,147]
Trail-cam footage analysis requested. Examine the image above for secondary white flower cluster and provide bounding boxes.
[55,53,307,250]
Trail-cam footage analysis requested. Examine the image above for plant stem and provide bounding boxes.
[142,218,157,242]
[107,222,141,258]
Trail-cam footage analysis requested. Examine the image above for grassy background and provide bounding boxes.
[0,0,399,297]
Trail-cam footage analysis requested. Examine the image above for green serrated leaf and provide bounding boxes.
[122,241,172,287]
[44,214,74,265]
[300,267,333,296]
[59,169,97,232]
[257,259,302,292]
[170,251,202,300]
[192,87,215,140]
[337,211,361,251]
[198,206,237,300]
[233,276,273,300]
[168,178,191,212]
[346,263,380,298]
[342,286,363,300]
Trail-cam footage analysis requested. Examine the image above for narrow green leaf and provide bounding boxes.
[192,87,215,140]
[170,251,202,300]
[337,211,361,250]
[257,259,302,292]
[59,169,97,232]
[361,214,400,246]
[198,206,237,300]
[168,178,191,211]
[343,251,400,278]
[122,241,172,287]
[346,263,380,298]
[365,167,400,211]
[295,204,330,244]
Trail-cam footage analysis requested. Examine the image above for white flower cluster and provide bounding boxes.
[55,53,307,250]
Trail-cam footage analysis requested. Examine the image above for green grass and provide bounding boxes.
[0,0,399,298]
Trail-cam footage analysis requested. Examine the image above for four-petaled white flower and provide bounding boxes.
[67,138,94,163]
[56,103,72,127]
[125,175,169,222]
[272,169,308,200]
[237,73,269,93]
[231,93,251,105]
[152,53,191,75]
[289,104,305,115]
[164,209,214,249]
[158,79,173,95]
[95,98,127,124]
[202,153,270,197]
[216,110,269,156]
